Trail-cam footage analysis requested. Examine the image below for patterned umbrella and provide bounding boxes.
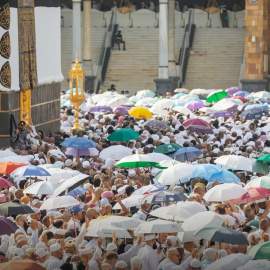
[144,120,170,129]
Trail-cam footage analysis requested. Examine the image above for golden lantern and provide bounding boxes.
[69,54,85,130]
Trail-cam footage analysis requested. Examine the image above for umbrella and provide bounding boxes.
[115,153,158,168]
[247,241,270,260]
[53,174,90,196]
[174,88,189,93]
[257,154,270,162]
[157,163,195,185]
[231,96,248,103]
[167,201,207,220]
[0,259,46,270]
[11,165,51,177]
[154,143,182,155]
[38,164,59,169]
[107,129,140,142]
[214,155,252,171]
[231,187,270,204]
[171,101,186,109]
[172,93,186,99]
[0,178,13,188]
[181,211,224,232]
[48,149,66,159]
[210,111,235,117]
[86,223,132,238]
[0,202,34,216]
[212,99,239,111]
[135,219,183,235]
[128,107,152,119]
[107,96,129,108]
[61,137,97,149]
[144,120,170,129]
[0,162,27,174]
[185,101,205,110]
[206,90,228,103]
[0,217,18,235]
[151,99,175,109]
[145,153,172,163]
[136,89,155,99]
[194,226,249,245]
[113,195,143,210]
[40,195,79,210]
[208,170,240,183]
[171,147,203,162]
[38,168,72,183]
[237,260,270,270]
[206,254,250,270]
[182,118,211,128]
[234,91,249,97]
[240,107,269,121]
[23,181,60,195]
[138,190,187,204]
[185,125,214,134]
[67,186,88,197]
[0,149,17,158]
[251,91,270,99]
[245,176,270,189]
[203,183,247,202]
[251,159,270,174]
[65,147,99,156]
[135,97,156,107]
[89,106,112,112]
[191,164,222,180]
[0,155,30,164]
[148,205,186,222]
[99,145,132,160]
[153,159,180,169]
[172,106,192,115]
[113,106,130,114]
[132,184,167,196]
[226,86,242,94]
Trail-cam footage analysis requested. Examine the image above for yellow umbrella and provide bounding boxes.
[128,107,152,119]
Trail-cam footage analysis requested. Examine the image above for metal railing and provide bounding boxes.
[95,8,118,93]
[178,9,195,87]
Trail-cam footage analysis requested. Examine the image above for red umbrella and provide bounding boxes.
[230,96,248,103]
[182,118,211,128]
[0,161,27,174]
[231,187,270,204]
[0,178,13,188]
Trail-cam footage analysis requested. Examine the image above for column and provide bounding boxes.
[83,0,96,92]
[168,0,176,76]
[240,0,269,92]
[72,0,82,63]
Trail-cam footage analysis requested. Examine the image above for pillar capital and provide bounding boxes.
[72,0,81,3]
[159,0,168,5]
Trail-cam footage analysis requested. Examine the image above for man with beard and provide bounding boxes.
[46,242,63,270]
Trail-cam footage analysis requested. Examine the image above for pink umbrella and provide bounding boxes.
[182,118,211,128]
[185,101,205,110]
[0,178,13,188]
[65,148,99,156]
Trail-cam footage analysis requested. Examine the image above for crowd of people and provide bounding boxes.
[1,87,270,270]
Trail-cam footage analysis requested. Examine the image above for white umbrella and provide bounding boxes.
[215,155,252,171]
[212,100,237,111]
[251,91,270,99]
[113,195,143,209]
[174,88,189,93]
[40,195,79,210]
[157,164,195,185]
[107,96,129,109]
[135,219,183,235]
[86,224,132,238]
[23,181,60,195]
[99,145,132,161]
[0,155,30,164]
[189,88,208,96]
[149,205,182,221]
[237,260,270,270]
[167,201,207,220]
[151,99,175,109]
[145,153,172,163]
[181,211,224,232]
[38,168,71,183]
[0,149,18,158]
[206,254,251,270]
[48,149,66,159]
[132,184,167,196]
[203,183,248,202]
[136,90,155,100]
[156,160,180,168]
[172,106,193,115]
[135,97,156,107]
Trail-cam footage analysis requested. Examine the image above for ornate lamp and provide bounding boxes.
[69,54,85,130]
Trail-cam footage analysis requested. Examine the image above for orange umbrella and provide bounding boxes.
[0,259,45,270]
[0,162,27,174]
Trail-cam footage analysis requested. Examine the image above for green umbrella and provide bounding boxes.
[251,159,270,174]
[154,143,182,155]
[245,176,270,189]
[206,90,228,103]
[115,153,158,168]
[247,241,270,260]
[258,154,270,162]
[107,129,140,142]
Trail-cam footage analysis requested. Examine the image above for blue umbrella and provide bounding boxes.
[62,100,73,107]
[67,187,88,197]
[208,170,240,183]
[11,165,51,177]
[61,137,97,149]
[243,104,268,111]
[191,164,222,180]
[170,101,186,109]
[171,147,203,162]
[240,107,269,120]
[172,93,186,99]
[234,91,249,97]
[184,97,203,103]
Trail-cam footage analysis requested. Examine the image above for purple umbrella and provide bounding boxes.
[227,87,241,94]
[185,101,205,110]
[227,105,238,113]
[186,125,214,134]
[234,91,249,97]
[65,148,99,156]
[113,106,130,114]
[0,217,18,236]
[89,106,112,113]
[210,111,235,117]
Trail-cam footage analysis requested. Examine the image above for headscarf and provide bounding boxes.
[202,248,217,262]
